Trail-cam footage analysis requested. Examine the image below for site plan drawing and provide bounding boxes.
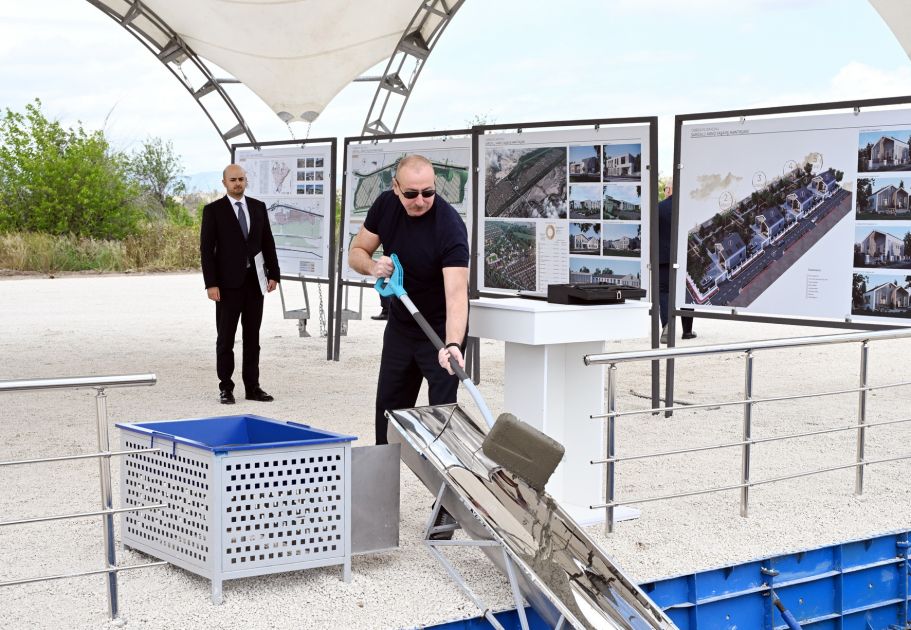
[477,126,651,295]
[677,108,911,324]
[341,136,471,284]
[235,145,332,278]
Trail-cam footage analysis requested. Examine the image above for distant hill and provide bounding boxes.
[180,171,223,193]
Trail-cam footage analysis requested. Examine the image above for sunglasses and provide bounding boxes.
[395,178,435,199]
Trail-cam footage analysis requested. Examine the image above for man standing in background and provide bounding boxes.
[200,164,280,404]
[658,180,695,343]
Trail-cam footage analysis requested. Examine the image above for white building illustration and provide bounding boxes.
[871,185,910,215]
[857,230,907,264]
[863,281,910,311]
[869,136,911,169]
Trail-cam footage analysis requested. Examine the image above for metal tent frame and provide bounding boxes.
[87,0,255,150]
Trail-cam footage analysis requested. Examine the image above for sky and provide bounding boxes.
[1,1,910,180]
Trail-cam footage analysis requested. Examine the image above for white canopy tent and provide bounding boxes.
[90,1,909,147]
[142,0,449,123]
[869,0,911,63]
[88,0,464,145]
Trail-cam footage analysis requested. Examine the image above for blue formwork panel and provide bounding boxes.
[640,530,911,630]
[418,607,549,629]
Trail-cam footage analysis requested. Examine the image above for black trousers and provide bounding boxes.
[658,263,693,334]
[215,268,264,393]
[374,325,459,445]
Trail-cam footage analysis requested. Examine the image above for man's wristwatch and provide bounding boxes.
[444,342,461,351]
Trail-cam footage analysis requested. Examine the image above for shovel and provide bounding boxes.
[376,254,564,491]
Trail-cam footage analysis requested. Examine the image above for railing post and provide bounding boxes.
[855,340,869,495]
[94,387,119,620]
[604,363,617,535]
[741,350,754,517]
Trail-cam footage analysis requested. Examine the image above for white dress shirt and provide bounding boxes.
[227,194,250,234]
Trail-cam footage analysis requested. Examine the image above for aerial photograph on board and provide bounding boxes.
[484,145,567,218]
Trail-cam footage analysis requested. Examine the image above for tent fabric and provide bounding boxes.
[869,0,911,62]
[138,0,439,122]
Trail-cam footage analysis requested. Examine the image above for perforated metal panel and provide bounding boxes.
[223,447,346,570]
[119,432,351,603]
[122,436,213,572]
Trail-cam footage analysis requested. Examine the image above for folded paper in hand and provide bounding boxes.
[254,253,268,296]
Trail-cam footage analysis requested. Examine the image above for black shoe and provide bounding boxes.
[245,388,274,402]
[370,310,388,321]
[429,506,457,541]
[681,331,698,340]
[219,390,235,404]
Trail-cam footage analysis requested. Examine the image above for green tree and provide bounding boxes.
[129,137,187,221]
[857,178,873,212]
[0,99,141,239]
[852,273,868,309]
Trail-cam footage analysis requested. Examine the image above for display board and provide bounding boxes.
[234,142,334,279]
[475,126,652,296]
[675,105,911,326]
[340,135,472,284]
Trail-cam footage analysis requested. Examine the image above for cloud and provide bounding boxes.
[689,173,744,200]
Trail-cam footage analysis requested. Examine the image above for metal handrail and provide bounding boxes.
[587,329,911,534]
[0,373,159,622]
[0,374,156,392]
[592,452,911,509]
[0,561,169,588]
[0,504,166,528]
[0,448,160,467]
[593,379,911,419]
[592,416,911,464]
[584,327,911,365]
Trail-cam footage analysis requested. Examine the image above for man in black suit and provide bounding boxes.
[200,164,281,404]
[658,181,695,344]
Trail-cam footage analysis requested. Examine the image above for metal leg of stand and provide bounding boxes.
[502,548,529,630]
[422,484,506,630]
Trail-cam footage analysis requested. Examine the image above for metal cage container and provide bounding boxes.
[116,414,355,603]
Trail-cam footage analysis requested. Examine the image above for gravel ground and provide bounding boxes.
[1,272,909,629]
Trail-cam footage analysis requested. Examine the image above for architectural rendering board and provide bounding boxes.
[235,146,332,278]
[478,127,650,294]
[677,108,911,325]
[341,137,472,284]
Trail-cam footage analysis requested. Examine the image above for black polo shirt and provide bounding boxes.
[364,190,469,338]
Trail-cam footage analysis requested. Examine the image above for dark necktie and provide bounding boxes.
[235,201,249,240]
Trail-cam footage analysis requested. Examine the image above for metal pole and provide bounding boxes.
[855,340,869,495]
[605,363,617,535]
[95,388,119,620]
[741,351,754,517]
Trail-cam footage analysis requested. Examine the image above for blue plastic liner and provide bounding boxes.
[116,414,356,453]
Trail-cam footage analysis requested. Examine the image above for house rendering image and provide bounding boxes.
[787,187,816,213]
[716,233,747,272]
[810,170,839,197]
[572,232,600,252]
[857,229,907,265]
[872,184,910,214]
[604,235,633,250]
[869,135,911,169]
[756,207,785,240]
[569,156,600,177]
[603,193,640,218]
[592,271,641,287]
[603,153,636,177]
[686,163,851,309]
[863,281,910,311]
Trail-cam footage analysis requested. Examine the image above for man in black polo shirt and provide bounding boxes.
[349,154,470,445]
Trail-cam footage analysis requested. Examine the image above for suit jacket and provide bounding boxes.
[657,194,673,266]
[200,195,280,289]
